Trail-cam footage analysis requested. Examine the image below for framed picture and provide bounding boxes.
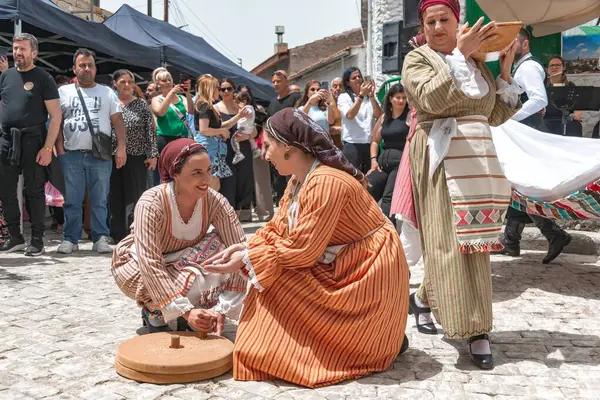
[563,33,600,74]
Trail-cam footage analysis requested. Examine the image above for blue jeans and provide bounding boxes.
[59,151,112,244]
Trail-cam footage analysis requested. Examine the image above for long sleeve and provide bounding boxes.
[512,61,548,122]
[444,48,489,99]
[246,173,348,290]
[402,48,472,115]
[133,197,193,321]
[208,190,246,247]
[489,78,523,127]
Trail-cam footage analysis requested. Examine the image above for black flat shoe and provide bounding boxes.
[399,335,409,355]
[409,293,438,335]
[468,334,494,370]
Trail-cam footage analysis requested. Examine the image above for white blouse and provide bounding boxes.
[444,48,522,107]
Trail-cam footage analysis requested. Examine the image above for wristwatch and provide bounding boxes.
[358,95,365,100]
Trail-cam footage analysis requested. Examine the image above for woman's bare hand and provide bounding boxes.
[457,17,497,59]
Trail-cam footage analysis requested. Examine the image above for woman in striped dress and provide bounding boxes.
[400,0,522,369]
[111,138,247,334]
[203,108,409,388]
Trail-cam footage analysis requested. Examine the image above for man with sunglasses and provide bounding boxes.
[266,70,301,202]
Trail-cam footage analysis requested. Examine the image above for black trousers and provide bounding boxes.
[342,142,371,174]
[367,148,402,220]
[109,155,148,242]
[153,135,181,186]
[220,140,254,211]
[0,131,46,238]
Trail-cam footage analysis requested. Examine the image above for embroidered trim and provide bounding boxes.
[241,249,264,292]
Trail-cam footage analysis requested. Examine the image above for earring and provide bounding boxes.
[284,152,290,160]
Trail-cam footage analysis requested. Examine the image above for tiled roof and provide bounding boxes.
[290,45,364,80]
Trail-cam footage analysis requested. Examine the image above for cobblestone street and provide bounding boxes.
[1,224,600,399]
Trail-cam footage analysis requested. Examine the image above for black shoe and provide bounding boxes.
[468,334,494,370]
[408,293,438,335]
[24,237,45,256]
[0,235,26,253]
[543,232,572,264]
[493,220,526,256]
[493,243,520,257]
[399,335,409,355]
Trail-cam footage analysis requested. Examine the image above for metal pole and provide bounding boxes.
[90,0,94,21]
[164,0,168,22]
[366,0,372,75]
[147,0,152,16]
[14,19,24,234]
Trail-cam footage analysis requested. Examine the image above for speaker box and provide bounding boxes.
[382,20,419,75]
[403,0,420,28]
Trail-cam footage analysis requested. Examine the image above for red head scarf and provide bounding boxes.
[158,138,207,183]
[418,0,460,23]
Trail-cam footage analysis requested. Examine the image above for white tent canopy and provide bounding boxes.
[475,0,600,36]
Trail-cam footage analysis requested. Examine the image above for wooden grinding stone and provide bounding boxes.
[115,332,234,384]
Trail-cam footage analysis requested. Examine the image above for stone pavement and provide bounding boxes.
[1,224,600,399]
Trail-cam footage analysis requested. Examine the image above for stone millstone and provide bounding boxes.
[115,331,234,384]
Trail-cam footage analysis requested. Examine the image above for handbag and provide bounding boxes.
[76,85,112,161]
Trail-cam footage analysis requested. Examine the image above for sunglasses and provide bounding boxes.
[548,64,563,68]
[309,87,320,92]
[220,87,234,92]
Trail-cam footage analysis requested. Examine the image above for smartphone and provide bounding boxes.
[0,46,9,58]
[179,74,192,92]
[320,81,329,90]
[363,75,373,85]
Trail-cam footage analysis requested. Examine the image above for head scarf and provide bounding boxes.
[418,0,460,23]
[158,138,207,183]
[265,108,365,183]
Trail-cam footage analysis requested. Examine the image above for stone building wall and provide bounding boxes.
[52,0,111,21]
[370,0,467,86]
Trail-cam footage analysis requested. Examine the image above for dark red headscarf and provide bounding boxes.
[158,138,207,183]
[418,0,460,23]
[265,108,365,183]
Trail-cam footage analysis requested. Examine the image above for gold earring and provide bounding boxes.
[284,152,290,160]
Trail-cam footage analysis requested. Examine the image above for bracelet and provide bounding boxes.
[43,146,53,153]
[358,95,365,100]
[371,156,377,160]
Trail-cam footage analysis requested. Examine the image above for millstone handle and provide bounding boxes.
[170,335,181,349]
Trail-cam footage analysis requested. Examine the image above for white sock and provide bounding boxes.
[470,338,491,355]
[414,294,433,325]
[414,294,427,308]
[417,313,433,325]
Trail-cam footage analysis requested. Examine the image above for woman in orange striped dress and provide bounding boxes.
[111,138,247,335]
[203,108,409,388]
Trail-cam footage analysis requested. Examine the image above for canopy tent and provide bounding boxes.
[103,5,274,102]
[475,0,600,37]
[0,0,159,77]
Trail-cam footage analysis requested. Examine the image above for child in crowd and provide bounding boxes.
[232,91,260,164]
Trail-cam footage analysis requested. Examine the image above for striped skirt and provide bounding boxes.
[410,124,493,339]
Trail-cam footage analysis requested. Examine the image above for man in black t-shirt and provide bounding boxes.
[267,70,301,117]
[0,33,61,256]
[267,70,301,201]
